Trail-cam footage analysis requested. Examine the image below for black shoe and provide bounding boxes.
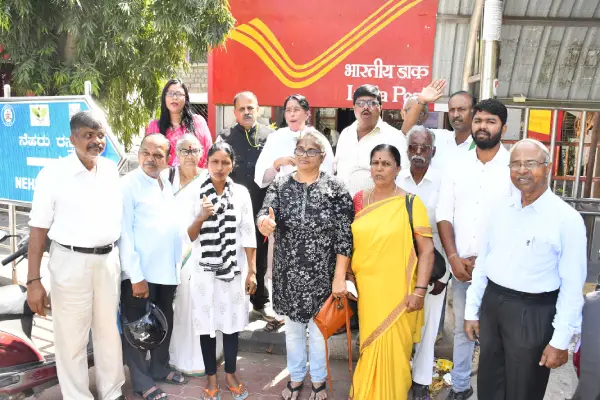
[445,387,474,400]
[411,382,431,400]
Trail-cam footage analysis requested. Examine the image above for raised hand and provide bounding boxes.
[199,195,215,221]
[418,79,447,104]
[258,207,277,237]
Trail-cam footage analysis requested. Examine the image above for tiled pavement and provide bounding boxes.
[35,352,355,399]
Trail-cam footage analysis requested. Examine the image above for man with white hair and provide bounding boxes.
[397,126,451,400]
[465,138,587,400]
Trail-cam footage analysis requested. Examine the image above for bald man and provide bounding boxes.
[464,139,588,400]
[119,133,188,398]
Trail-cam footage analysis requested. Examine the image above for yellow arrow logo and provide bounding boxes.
[228,0,425,88]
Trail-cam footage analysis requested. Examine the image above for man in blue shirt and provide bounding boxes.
[465,138,587,400]
[119,133,186,399]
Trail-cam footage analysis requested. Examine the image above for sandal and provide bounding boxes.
[227,383,249,400]
[282,381,304,400]
[136,387,168,400]
[264,319,285,332]
[158,370,188,385]
[202,386,221,400]
[309,382,327,400]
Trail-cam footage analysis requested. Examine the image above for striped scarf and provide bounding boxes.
[197,176,238,282]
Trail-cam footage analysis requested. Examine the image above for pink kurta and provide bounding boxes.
[146,114,213,167]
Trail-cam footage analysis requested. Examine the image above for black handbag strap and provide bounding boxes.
[405,194,417,252]
[168,166,176,185]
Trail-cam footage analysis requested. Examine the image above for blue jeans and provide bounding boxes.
[284,317,328,383]
[451,278,475,392]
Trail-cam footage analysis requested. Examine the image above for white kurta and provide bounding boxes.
[253,127,335,188]
[165,169,208,375]
[189,183,257,338]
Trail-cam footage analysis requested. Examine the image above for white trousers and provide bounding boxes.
[412,284,447,385]
[48,243,125,400]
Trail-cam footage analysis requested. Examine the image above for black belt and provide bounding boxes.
[57,242,116,255]
[488,279,559,300]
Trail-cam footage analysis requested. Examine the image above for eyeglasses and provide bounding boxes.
[294,148,323,157]
[508,160,548,171]
[408,144,433,152]
[355,100,380,109]
[285,107,305,114]
[166,91,186,100]
[179,149,201,157]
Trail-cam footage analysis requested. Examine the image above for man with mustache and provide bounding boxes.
[402,91,477,168]
[465,139,587,400]
[217,91,276,323]
[335,81,445,196]
[27,111,127,400]
[436,99,515,400]
[397,126,452,400]
[119,133,187,400]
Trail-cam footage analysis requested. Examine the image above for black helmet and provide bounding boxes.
[122,302,168,351]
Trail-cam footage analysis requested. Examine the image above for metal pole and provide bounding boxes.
[573,111,588,198]
[480,0,503,100]
[462,0,485,91]
[8,205,17,284]
[548,110,559,185]
[3,84,10,97]
[84,81,92,96]
[523,108,530,139]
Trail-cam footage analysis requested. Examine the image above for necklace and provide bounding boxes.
[244,127,260,148]
[367,186,398,205]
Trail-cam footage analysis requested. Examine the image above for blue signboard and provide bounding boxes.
[0,97,123,203]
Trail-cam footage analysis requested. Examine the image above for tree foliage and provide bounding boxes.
[0,0,234,149]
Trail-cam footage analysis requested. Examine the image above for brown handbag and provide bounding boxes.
[313,295,354,394]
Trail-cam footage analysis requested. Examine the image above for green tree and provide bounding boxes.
[0,0,234,149]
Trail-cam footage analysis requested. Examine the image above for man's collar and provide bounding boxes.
[353,118,385,133]
[510,188,553,211]
[66,152,96,176]
[399,165,435,182]
[235,122,257,132]
[136,166,161,183]
[472,143,509,164]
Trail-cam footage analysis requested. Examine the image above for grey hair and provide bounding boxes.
[511,138,551,162]
[297,127,328,153]
[176,134,202,152]
[407,125,436,146]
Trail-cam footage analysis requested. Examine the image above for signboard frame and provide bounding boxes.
[0,95,126,205]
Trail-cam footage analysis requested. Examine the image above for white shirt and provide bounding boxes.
[436,145,514,258]
[29,153,122,247]
[335,119,409,196]
[254,127,335,188]
[119,168,182,285]
[430,128,474,169]
[465,189,587,350]
[398,167,451,284]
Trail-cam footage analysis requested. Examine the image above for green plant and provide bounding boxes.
[0,0,234,150]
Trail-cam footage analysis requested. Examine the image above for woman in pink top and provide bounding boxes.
[146,78,213,167]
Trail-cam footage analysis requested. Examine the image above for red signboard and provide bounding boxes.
[210,0,438,111]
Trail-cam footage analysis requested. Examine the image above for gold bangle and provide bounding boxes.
[412,292,425,298]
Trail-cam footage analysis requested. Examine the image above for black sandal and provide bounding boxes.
[158,370,188,385]
[136,387,168,400]
[282,381,304,399]
[264,319,285,332]
[310,382,327,399]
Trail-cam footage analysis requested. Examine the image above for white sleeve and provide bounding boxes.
[436,166,455,224]
[321,137,336,176]
[238,186,257,248]
[254,134,278,188]
[29,167,55,229]
[118,180,144,284]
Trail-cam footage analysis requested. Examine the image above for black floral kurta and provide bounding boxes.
[257,172,354,323]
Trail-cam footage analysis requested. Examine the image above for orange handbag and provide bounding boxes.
[313,295,354,394]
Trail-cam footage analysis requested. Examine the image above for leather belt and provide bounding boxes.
[57,242,116,255]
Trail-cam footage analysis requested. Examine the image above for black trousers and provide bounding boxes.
[120,280,177,393]
[250,230,269,310]
[200,333,239,375]
[478,280,558,400]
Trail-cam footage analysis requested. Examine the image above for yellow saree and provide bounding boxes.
[350,195,432,400]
